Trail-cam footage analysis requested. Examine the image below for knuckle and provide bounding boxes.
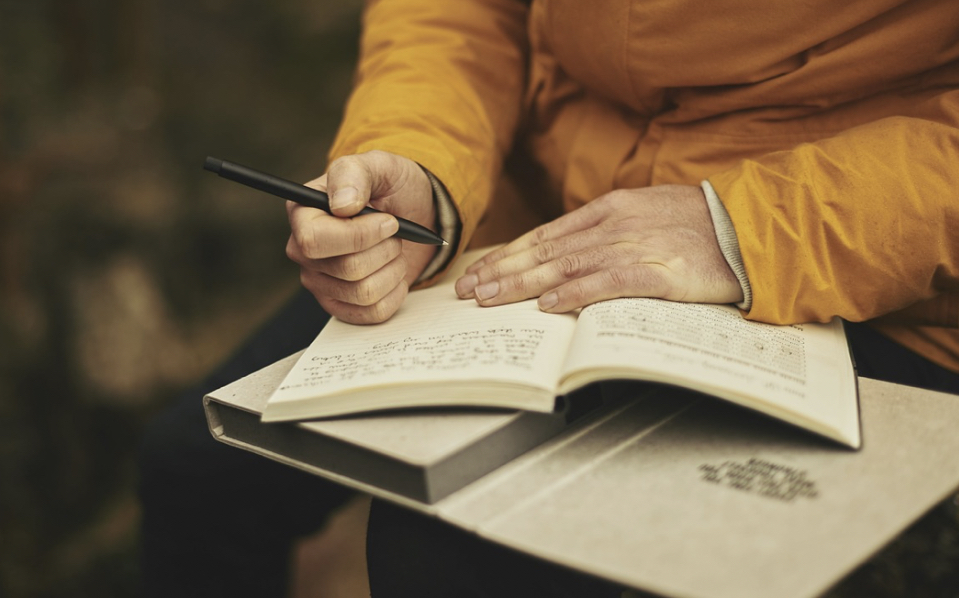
[338,258,365,282]
[332,253,371,282]
[556,254,585,279]
[597,190,630,214]
[602,215,640,238]
[352,278,379,306]
[303,240,326,260]
[329,154,360,174]
[372,282,407,323]
[604,267,634,293]
[349,226,371,252]
[294,227,325,260]
[361,297,397,324]
[502,273,528,296]
[367,303,392,324]
[532,242,555,264]
[285,237,300,262]
[477,261,501,284]
[531,225,551,246]
[364,149,389,163]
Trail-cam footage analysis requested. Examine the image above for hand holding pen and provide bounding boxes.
[206,150,444,324]
[204,156,445,245]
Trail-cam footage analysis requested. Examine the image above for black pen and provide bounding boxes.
[203,156,447,246]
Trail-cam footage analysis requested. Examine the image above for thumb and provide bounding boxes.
[325,154,375,217]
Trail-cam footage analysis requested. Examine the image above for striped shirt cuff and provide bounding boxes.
[415,167,461,284]
[701,179,752,311]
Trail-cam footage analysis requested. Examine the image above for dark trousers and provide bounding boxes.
[138,289,352,597]
[138,288,959,598]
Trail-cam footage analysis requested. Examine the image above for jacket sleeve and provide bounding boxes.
[327,0,529,279]
[708,90,959,327]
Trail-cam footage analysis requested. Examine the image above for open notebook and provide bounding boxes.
[262,247,860,448]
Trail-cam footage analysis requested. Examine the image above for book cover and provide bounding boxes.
[206,362,959,598]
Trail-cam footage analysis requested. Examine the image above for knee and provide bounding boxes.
[137,387,239,509]
[366,500,625,598]
[367,500,468,598]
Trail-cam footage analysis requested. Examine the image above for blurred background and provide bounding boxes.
[0,1,957,597]
[0,0,362,595]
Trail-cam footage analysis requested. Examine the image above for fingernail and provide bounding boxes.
[330,187,358,210]
[538,292,558,311]
[456,274,478,297]
[475,281,499,301]
[380,217,398,237]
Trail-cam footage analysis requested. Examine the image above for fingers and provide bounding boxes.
[536,266,671,312]
[285,202,407,325]
[300,250,408,307]
[318,280,410,325]
[455,226,608,299]
[455,198,620,302]
[458,244,672,311]
[287,205,398,260]
[287,235,404,281]
[288,232,409,325]
[464,202,608,275]
[289,239,410,324]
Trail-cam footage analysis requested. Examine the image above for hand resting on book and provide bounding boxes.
[455,184,743,313]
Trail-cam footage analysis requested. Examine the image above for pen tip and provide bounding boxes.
[203,156,223,173]
[442,240,449,246]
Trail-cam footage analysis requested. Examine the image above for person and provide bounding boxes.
[139,0,959,596]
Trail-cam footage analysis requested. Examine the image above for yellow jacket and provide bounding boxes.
[329,0,959,372]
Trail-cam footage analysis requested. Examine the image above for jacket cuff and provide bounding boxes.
[701,180,752,311]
